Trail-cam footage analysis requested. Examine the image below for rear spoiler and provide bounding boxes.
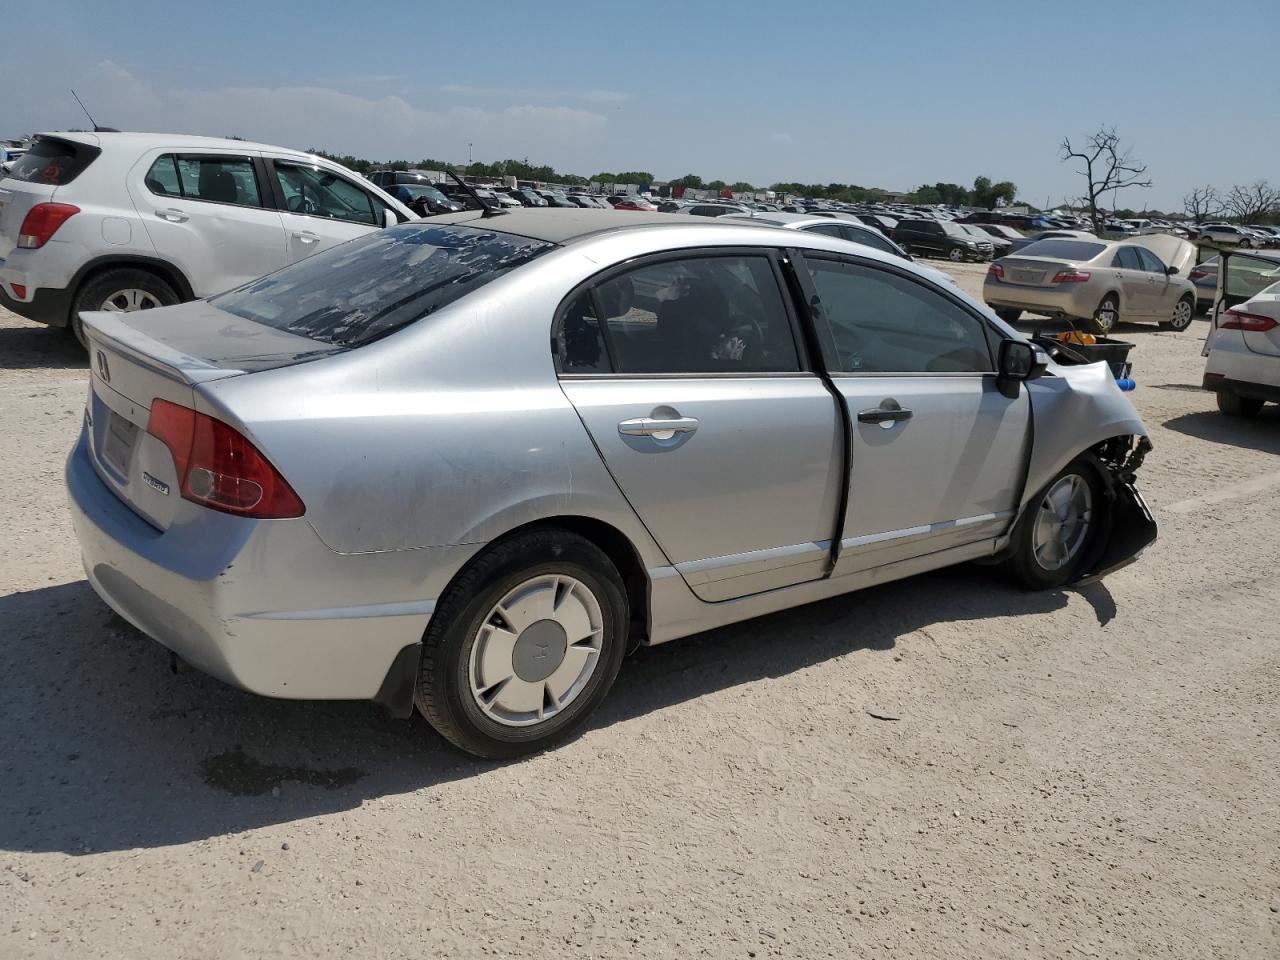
[81,310,247,386]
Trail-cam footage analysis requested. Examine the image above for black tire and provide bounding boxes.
[1216,392,1264,418]
[1160,295,1195,332]
[71,268,180,348]
[995,308,1022,324]
[1084,294,1119,335]
[948,247,965,262]
[1004,457,1107,590]
[415,529,628,759]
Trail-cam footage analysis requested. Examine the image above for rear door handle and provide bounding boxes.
[156,208,188,223]
[618,416,699,438]
[857,400,913,425]
[292,231,320,245]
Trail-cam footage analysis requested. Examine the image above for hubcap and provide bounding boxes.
[100,289,162,312]
[1032,474,1093,572]
[1172,300,1192,329]
[468,574,603,727]
[1096,300,1117,330]
[949,248,963,261]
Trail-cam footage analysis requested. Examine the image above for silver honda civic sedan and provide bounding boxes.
[68,209,1157,758]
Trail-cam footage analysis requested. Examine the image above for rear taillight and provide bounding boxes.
[1188,270,1207,281]
[987,263,1004,280]
[1220,309,1278,332]
[17,203,80,249]
[147,399,305,518]
[1051,269,1091,284]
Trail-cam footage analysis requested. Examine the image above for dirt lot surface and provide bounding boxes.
[2,262,1277,959]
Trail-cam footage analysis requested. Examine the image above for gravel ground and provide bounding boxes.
[1,262,1277,959]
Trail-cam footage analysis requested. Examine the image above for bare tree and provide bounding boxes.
[1060,126,1152,234]
[1224,180,1280,225]
[1182,185,1223,224]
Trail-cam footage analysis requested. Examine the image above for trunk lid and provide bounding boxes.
[0,178,56,261]
[0,135,101,259]
[996,257,1073,288]
[81,302,340,529]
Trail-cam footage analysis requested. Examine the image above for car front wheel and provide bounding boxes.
[1005,458,1106,589]
[415,529,628,759]
[1160,295,1195,332]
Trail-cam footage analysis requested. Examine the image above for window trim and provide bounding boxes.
[552,246,816,380]
[263,157,382,226]
[143,152,268,210]
[791,248,1001,377]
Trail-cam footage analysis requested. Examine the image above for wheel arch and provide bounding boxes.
[69,254,195,317]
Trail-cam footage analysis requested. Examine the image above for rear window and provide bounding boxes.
[6,138,100,186]
[211,224,555,348]
[1017,239,1107,260]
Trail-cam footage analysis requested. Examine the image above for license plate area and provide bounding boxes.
[101,411,140,477]
[1012,269,1045,284]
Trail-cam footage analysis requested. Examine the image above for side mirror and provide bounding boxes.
[383,207,399,228]
[1166,265,1179,275]
[996,339,1048,399]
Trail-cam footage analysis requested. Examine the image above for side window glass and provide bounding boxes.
[145,156,181,196]
[554,291,610,373]
[173,156,263,206]
[845,227,898,255]
[805,256,993,374]
[1136,248,1165,273]
[1113,247,1141,270]
[805,222,846,238]
[274,163,378,225]
[593,255,800,374]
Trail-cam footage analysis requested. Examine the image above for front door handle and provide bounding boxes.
[857,399,913,426]
[618,416,699,439]
[156,208,188,223]
[292,231,320,245]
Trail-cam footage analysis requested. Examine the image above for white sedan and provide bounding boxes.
[1203,249,1280,416]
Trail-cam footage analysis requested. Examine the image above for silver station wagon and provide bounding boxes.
[68,209,1157,758]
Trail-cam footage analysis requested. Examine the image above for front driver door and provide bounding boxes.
[268,160,388,264]
[795,251,1030,573]
[556,250,844,601]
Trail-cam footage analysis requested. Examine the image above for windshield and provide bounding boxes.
[212,224,555,347]
[941,222,973,238]
[401,185,449,204]
[1017,239,1108,261]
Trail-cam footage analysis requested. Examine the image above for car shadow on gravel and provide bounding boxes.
[1162,408,1280,454]
[0,324,86,370]
[0,569,1103,855]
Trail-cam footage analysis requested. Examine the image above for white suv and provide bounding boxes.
[0,132,416,345]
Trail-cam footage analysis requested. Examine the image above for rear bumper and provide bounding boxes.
[1203,373,1280,403]
[0,280,72,327]
[983,281,1096,320]
[66,430,456,701]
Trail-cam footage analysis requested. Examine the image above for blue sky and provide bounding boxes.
[6,0,1276,209]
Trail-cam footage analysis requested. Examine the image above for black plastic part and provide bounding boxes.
[0,283,73,327]
[372,643,422,719]
[1075,481,1158,585]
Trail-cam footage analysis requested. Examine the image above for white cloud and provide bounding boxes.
[442,83,630,103]
[24,62,609,163]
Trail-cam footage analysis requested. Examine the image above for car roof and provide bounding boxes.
[719,212,865,231]
[431,208,717,243]
[41,130,319,163]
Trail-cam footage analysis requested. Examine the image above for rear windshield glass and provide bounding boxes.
[211,224,555,347]
[6,138,100,186]
[1017,239,1107,261]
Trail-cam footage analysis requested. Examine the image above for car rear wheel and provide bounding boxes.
[1005,458,1105,589]
[415,529,628,759]
[995,308,1022,324]
[1160,295,1195,332]
[1085,294,1119,335]
[71,268,180,349]
[948,247,964,262]
[1216,392,1264,418]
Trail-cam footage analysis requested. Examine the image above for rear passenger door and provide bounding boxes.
[1111,246,1154,317]
[266,159,392,263]
[795,251,1030,572]
[556,250,844,601]
[129,151,289,297]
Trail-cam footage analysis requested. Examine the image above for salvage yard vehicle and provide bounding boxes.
[68,209,1156,759]
[893,218,994,262]
[1202,248,1280,416]
[983,235,1198,333]
[0,132,416,346]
